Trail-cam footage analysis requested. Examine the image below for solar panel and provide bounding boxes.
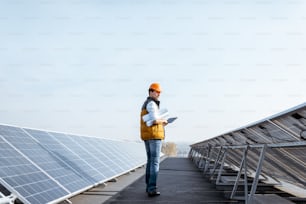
[190,102,306,201]
[264,147,306,186]
[72,135,146,175]
[0,125,93,194]
[75,136,126,173]
[23,129,106,183]
[98,139,136,170]
[0,136,68,204]
[0,124,146,204]
[50,133,121,177]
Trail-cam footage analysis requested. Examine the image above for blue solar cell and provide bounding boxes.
[0,125,92,193]
[49,133,119,178]
[117,140,146,168]
[87,137,146,172]
[23,128,106,184]
[98,139,138,170]
[73,136,126,174]
[0,136,68,204]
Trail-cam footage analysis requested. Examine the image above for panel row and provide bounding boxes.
[190,102,306,190]
[0,125,146,204]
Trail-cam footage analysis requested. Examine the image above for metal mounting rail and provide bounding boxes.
[0,192,16,204]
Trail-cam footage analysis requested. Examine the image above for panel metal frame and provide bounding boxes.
[189,103,306,203]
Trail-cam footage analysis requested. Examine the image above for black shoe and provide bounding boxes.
[148,191,161,197]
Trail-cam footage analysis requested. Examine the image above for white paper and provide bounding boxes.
[142,108,169,126]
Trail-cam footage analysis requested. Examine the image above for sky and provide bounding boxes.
[1,0,306,144]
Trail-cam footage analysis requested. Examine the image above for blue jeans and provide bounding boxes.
[144,139,162,193]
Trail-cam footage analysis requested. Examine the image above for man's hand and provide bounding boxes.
[162,119,168,126]
[154,119,168,126]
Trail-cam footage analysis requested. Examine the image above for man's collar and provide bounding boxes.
[147,97,160,106]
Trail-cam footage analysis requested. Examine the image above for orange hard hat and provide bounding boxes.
[149,83,162,92]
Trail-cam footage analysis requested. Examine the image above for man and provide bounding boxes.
[140,83,168,197]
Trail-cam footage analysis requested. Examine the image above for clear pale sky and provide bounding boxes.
[1,0,306,144]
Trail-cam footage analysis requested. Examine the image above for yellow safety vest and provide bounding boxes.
[140,98,165,140]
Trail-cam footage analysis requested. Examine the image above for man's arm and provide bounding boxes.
[146,101,168,126]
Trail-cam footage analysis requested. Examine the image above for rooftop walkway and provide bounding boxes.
[104,157,238,204]
[68,157,301,204]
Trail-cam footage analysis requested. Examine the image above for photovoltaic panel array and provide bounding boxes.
[0,136,68,204]
[0,125,146,204]
[189,102,306,199]
[24,129,104,185]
